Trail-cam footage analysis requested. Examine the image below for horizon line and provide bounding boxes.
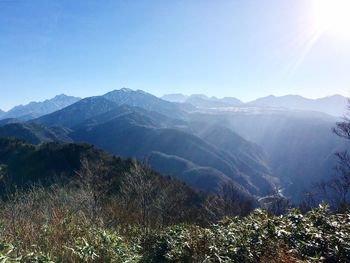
[0,89,348,112]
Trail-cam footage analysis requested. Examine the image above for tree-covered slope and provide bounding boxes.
[0,137,207,210]
[0,123,72,144]
[70,107,275,196]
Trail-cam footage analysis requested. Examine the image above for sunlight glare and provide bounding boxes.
[313,0,350,39]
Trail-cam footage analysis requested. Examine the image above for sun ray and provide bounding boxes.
[287,28,324,79]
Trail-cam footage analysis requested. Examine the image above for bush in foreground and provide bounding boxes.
[1,202,349,262]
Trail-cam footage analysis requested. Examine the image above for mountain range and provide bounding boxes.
[247,94,348,117]
[162,93,348,117]
[0,88,348,203]
[162,94,243,108]
[30,90,274,197]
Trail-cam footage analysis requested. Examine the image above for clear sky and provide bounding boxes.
[1,0,350,110]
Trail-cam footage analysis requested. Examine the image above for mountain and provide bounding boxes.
[69,105,275,196]
[103,88,186,118]
[1,94,81,120]
[192,125,272,176]
[35,89,187,128]
[7,89,346,202]
[2,105,271,196]
[0,109,4,117]
[189,109,346,201]
[162,93,242,108]
[248,94,348,117]
[0,137,109,189]
[147,151,234,191]
[35,96,118,127]
[221,97,243,105]
[0,123,72,144]
[0,118,22,126]
[69,104,188,130]
[162,93,189,103]
[162,93,348,116]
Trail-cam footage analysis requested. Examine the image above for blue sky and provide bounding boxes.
[1,0,350,110]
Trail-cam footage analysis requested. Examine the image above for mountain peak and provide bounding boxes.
[1,94,81,121]
[319,94,348,100]
[109,87,135,92]
[103,88,142,97]
[121,88,133,92]
[53,94,72,99]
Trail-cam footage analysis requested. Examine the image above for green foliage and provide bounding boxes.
[67,228,141,263]
[0,216,141,263]
[0,242,54,262]
[142,205,350,263]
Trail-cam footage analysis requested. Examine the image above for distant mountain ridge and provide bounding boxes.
[0,94,81,121]
[162,93,348,116]
[161,93,188,103]
[162,93,242,108]
[3,92,346,120]
[247,94,348,117]
[186,94,242,108]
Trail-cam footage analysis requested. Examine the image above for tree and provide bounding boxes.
[323,151,350,209]
[202,183,256,221]
[0,164,8,189]
[327,104,350,209]
[75,158,110,222]
[119,160,160,232]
